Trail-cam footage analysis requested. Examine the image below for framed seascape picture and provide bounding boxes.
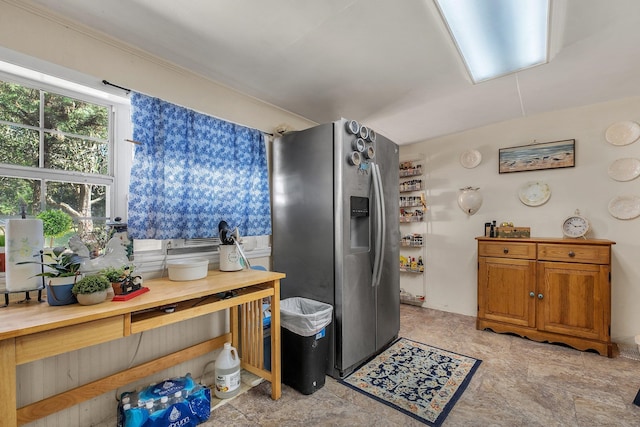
[499,139,575,174]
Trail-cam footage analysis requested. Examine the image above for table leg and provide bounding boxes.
[230,305,239,349]
[271,280,281,399]
[0,338,17,426]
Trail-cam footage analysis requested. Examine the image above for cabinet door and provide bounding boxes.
[537,261,610,340]
[478,257,536,327]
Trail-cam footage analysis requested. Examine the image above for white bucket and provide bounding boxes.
[219,245,242,271]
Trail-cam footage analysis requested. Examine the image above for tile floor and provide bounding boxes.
[205,305,640,426]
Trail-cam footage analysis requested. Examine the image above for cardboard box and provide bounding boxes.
[496,227,530,238]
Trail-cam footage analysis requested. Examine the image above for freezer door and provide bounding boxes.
[272,123,335,304]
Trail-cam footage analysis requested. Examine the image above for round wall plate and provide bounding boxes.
[608,158,640,181]
[460,149,482,168]
[608,195,640,220]
[518,181,551,207]
[605,121,640,146]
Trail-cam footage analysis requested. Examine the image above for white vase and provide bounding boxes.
[76,290,107,306]
[457,187,483,215]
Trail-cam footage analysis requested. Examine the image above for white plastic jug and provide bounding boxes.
[214,342,241,398]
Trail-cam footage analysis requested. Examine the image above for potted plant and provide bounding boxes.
[37,209,73,248]
[100,266,126,296]
[17,246,83,306]
[72,274,110,305]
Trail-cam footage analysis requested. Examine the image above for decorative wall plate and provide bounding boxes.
[518,181,551,206]
[608,158,640,181]
[605,121,640,146]
[608,195,640,220]
[460,149,482,168]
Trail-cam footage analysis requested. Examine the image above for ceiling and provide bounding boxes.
[26,0,640,145]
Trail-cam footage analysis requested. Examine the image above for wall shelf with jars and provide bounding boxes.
[399,157,427,306]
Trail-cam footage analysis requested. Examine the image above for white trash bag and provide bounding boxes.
[280,297,333,337]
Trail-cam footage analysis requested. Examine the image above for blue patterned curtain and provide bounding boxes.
[127,92,271,239]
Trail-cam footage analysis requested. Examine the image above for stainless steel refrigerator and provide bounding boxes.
[272,118,400,378]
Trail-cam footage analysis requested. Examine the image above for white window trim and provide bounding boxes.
[0,49,131,224]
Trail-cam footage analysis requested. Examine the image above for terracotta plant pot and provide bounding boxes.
[112,281,124,295]
[76,290,107,306]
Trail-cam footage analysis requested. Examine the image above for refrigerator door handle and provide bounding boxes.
[371,163,382,288]
[371,163,385,288]
[374,163,386,287]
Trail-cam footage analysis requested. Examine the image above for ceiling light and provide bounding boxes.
[435,0,550,83]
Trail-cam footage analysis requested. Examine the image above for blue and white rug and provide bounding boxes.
[340,338,481,426]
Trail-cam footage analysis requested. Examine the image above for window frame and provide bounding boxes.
[0,62,132,229]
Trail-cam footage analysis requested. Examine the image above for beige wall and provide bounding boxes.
[401,96,640,347]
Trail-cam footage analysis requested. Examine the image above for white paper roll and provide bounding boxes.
[5,219,44,292]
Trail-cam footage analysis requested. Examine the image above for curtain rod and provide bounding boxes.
[102,79,131,94]
[101,79,274,137]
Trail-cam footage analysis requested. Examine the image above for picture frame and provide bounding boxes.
[499,139,575,174]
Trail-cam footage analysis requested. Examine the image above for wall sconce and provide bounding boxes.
[458,187,482,215]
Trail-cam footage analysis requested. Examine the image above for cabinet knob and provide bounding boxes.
[503,247,509,254]
[568,251,575,257]
[537,293,544,300]
[529,291,535,298]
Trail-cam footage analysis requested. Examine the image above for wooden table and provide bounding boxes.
[0,269,284,426]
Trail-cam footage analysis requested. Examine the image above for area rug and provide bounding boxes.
[340,338,481,426]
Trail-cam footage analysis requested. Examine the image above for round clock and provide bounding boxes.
[562,209,589,238]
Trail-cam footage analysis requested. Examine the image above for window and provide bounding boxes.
[0,67,129,250]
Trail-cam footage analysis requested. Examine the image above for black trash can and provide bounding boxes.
[280,297,333,395]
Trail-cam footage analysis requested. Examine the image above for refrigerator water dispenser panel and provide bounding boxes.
[350,196,370,249]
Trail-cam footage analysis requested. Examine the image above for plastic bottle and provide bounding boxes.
[215,342,241,399]
[170,390,184,406]
[145,400,155,416]
[158,395,170,411]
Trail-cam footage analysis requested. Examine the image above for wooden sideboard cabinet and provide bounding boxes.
[476,237,615,357]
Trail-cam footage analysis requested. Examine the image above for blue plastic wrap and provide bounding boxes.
[118,374,211,427]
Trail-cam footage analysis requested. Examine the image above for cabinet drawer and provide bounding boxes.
[538,244,610,264]
[478,241,536,259]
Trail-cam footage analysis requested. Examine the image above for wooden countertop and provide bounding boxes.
[476,236,616,245]
[0,269,285,341]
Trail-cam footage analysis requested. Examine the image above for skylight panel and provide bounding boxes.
[435,0,550,83]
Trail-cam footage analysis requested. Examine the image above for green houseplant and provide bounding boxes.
[16,246,83,306]
[100,266,126,282]
[72,274,110,305]
[37,209,73,248]
[100,266,126,295]
[25,246,83,279]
